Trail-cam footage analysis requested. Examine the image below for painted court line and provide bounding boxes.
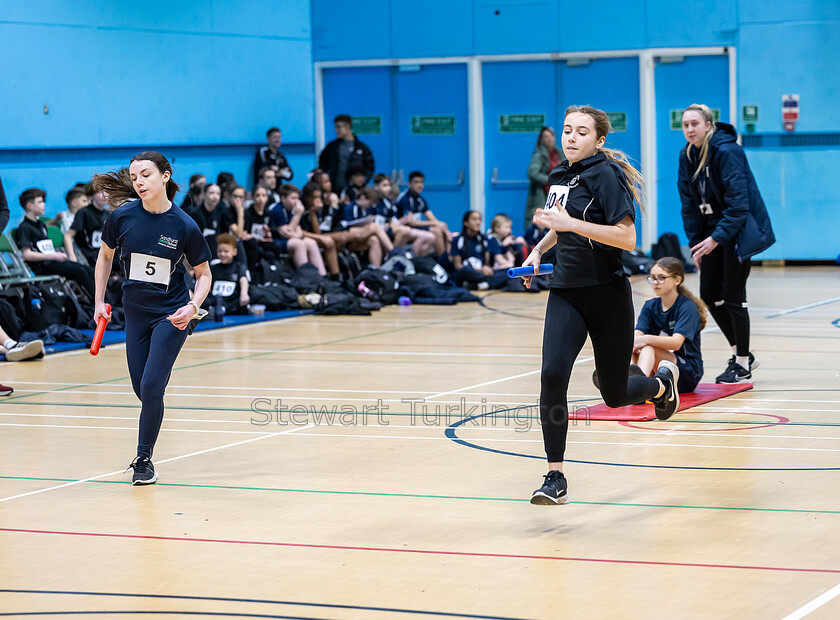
[781,582,840,620]
[0,424,314,504]
[2,527,838,575]
[768,296,840,319]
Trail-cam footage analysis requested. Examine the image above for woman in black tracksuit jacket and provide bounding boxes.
[520,106,681,506]
[678,104,775,385]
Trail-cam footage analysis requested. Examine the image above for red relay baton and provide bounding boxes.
[90,303,111,356]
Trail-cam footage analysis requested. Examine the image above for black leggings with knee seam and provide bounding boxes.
[540,277,661,463]
[124,304,190,459]
[698,243,751,356]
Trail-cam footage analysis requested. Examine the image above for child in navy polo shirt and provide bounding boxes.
[92,151,213,486]
[395,171,452,257]
[627,257,705,393]
[270,184,327,275]
[339,167,368,204]
[372,174,435,256]
[16,188,96,297]
[487,213,527,270]
[450,211,505,290]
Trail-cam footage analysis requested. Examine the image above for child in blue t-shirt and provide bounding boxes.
[625,257,706,393]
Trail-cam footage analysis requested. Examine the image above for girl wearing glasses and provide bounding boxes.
[520,106,681,506]
[624,257,706,394]
[679,104,775,383]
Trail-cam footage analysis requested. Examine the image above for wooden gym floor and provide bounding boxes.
[0,266,838,619]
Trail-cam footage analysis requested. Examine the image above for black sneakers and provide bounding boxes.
[127,457,158,485]
[716,352,758,384]
[530,470,569,505]
[592,363,645,390]
[652,360,680,420]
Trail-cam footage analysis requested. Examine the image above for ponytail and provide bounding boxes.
[676,283,708,331]
[601,147,646,212]
[683,103,716,181]
[91,151,180,208]
[564,105,646,212]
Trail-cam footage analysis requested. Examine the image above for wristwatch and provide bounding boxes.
[188,301,200,316]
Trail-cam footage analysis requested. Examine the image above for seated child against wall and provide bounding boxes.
[269,184,327,275]
[395,171,452,258]
[450,210,506,290]
[487,213,527,270]
[372,174,435,256]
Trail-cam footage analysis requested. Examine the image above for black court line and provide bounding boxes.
[444,409,840,472]
[0,590,529,620]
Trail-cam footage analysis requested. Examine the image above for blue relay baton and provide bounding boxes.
[507,264,554,278]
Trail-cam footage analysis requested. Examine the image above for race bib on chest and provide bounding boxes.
[202,228,216,237]
[129,252,171,285]
[91,231,103,248]
[544,185,570,213]
[36,239,55,254]
[250,223,266,240]
[212,280,236,297]
[466,256,483,270]
[374,214,388,228]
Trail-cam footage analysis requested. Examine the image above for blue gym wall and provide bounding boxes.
[0,0,315,221]
[312,0,840,260]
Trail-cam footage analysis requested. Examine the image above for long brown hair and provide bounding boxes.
[683,104,716,180]
[654,257,708,330]
[92,151,180,208]
[565,105,645,211]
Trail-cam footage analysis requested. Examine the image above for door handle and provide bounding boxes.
[491,168,529,186]
[423,170,465,189]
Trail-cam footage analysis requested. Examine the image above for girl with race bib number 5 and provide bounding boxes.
[520,106,681,506]
[92,152,213,486]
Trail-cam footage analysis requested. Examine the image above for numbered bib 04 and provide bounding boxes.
[36,239,56,254]
[91,230,103,248]
[250,223,266,240]
[129,252,171,285]
[544,185,570,213]
[212,280,236,297]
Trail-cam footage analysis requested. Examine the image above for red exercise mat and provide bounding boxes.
[570,382,754,422]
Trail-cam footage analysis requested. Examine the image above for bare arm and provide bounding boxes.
[533,211,636,252]
[63,230,78,262]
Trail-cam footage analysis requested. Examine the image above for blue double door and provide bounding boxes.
[483,57,642,238]
[322,64,470,233]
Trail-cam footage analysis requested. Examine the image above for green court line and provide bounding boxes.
[2,475,838,515]
[0,311,494,404]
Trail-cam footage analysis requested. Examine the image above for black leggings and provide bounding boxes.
[540,277,661,463]
[124,304,190,458]
[699,243,751,356]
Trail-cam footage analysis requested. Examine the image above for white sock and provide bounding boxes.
[736,356,749,369]
[731,346,737,355]
[4,339,16,350]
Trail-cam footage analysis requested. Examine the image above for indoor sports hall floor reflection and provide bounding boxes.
[1,266,839,619]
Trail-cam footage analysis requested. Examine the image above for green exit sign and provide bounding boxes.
[607,112,627,132]
[351,116,381,135]
[671,108,720,130]
[499,114,545,133]
[742,105,759,122]
[410,116,456,135]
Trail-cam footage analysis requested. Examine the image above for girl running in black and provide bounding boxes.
[93,152,212,485]
[520,106,680,505]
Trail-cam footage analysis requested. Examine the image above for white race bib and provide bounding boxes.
[91,231,103,248]
[129,252,171,285]
[466,256,483,270]
[212,280,237,297]
[374,214,388,228]
[544,184,570,213]
[202,228,216,237]
[250,223,266,240]
[36,239,55,254]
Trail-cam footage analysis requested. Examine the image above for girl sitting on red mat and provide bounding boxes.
[594,257,707,395]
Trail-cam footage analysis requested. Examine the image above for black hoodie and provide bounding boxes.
[678,122,775,261]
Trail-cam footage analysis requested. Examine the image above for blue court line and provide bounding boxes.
[444,409,840,472]
[1,309,311,360]
[0,590,526,620]
[767,296,840,319]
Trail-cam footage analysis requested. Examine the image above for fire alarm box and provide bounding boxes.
[782,94,799,132]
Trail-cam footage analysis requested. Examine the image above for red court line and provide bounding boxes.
[3,528,838,575]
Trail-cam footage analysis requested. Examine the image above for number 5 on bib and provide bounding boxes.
[129,252,171,285]
[544,185,570,214]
